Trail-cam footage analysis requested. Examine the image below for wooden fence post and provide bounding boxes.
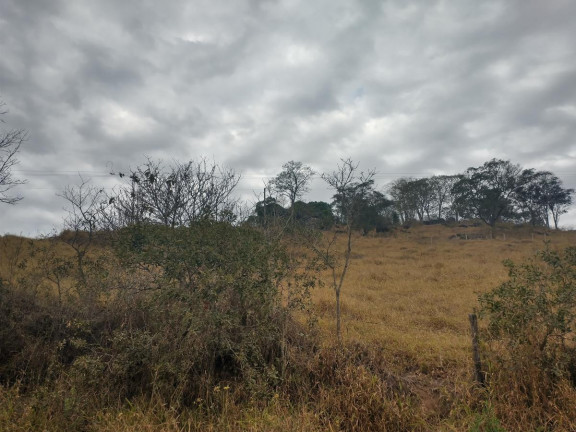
[469,313,485,386]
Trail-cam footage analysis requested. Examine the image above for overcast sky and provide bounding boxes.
[1,0,576,236]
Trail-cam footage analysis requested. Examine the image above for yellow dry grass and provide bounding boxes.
[311,224,576,372]
[3,225,573,373]
[2,224,576,430]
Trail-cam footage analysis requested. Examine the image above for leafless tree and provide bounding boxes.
[58,177,109,290]
[107,157,240,228]
[180,158,240,224]
[102,173,146,229]
[0,100,27,204]
[311,158,376,341]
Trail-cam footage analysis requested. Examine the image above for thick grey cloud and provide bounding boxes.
[1,0,576,235]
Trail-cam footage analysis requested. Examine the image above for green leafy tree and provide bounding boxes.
[515,170,549,226]
[452,159,529,228]
[249,196,289,227]
[506,170,572,229]
[429,175,460,220]
[353,190,395,234]
[271,161,314,221]
[293,200,334,229]
[388,177,418,223]
[539,172,573,229]
[411,178,434,221]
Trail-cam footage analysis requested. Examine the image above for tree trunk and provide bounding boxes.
[553,212,560,230]
[336,288,341,342]
[76,251,87,294]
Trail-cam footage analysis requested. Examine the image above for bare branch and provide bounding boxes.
[0,101,27,204]
[105,157,241,228]
[318,158,376,341]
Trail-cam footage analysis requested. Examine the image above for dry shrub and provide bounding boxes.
[0,222,320,430]
[302,343,428,432]
[0,278,63,387]
[4,225,576,430]
[486,350,576,431]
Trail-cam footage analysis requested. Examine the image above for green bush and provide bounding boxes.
[68,221,316,404]
[0,221,317,413]
[480,246,576,378]
[479,246,576,429]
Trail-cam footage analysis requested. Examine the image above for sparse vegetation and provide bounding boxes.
[2,155,576,430]
[2,223,576,430]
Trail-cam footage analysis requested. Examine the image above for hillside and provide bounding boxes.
[1,223,576,431]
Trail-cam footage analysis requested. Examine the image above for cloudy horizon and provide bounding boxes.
[1,0,576,236]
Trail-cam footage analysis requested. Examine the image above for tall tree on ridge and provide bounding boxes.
[271,161,314,222]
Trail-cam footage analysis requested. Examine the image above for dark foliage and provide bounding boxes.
[0,222,316,408]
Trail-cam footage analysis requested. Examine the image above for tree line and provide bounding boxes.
[254,158,573,232]
[0,97,573,232]
[389,159,573,229]
[7,155,574,234]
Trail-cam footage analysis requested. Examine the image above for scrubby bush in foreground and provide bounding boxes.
[0,225,448,431]
[0,222,317,414]
[479,245,576,429]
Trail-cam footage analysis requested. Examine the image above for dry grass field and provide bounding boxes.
[1,223,576,431]
[315,224,569,360]
[308,224,576,428]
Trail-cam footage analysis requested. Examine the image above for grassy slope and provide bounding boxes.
[315,224,567,363]
[1,224,575,430]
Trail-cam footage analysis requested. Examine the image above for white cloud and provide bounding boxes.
[101,103,154,139]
